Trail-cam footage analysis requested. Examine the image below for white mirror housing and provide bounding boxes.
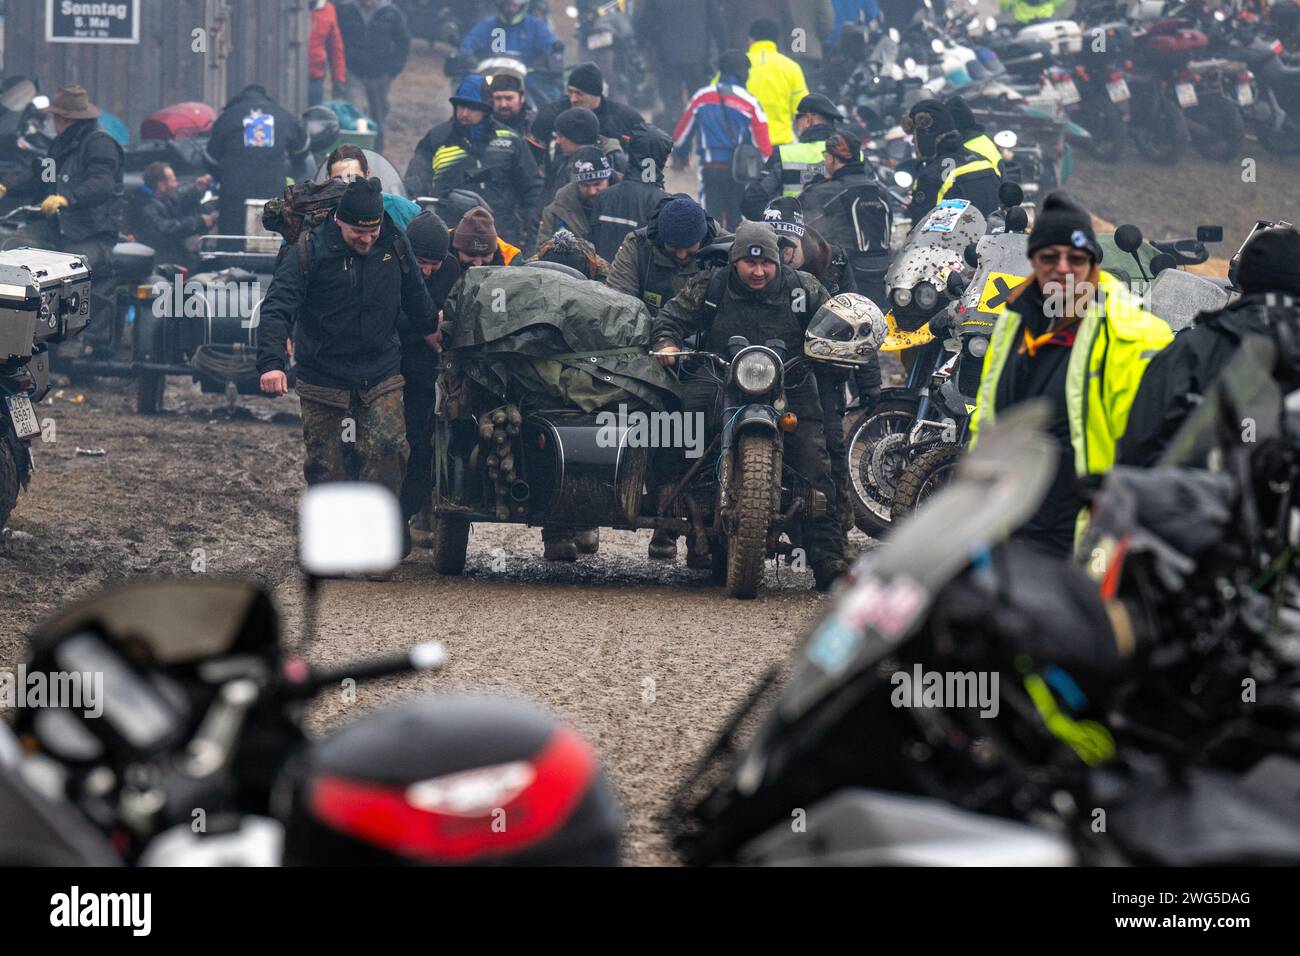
[299,482,403,577]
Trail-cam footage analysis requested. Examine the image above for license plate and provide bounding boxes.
[5,395,39,439]
[1175,82,1198,108]
[1056,77,1081,105]
[1106,78,1131,102]
[586,31,613,50]
[1237,83,1254,106]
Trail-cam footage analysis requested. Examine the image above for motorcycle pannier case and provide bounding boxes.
[0,248,92,360]
[139,102,217,141]
[1018,20,1084,55]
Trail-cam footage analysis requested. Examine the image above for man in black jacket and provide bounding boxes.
[1120,225,1300,467]
[740,93,841,221]
[799,130,892,310]
[336,0,411,152]
[605,194,724,316]
[588,124,673,261]
[257,178,436,502]
[399,211,462,523]
[0,85,124,270]
[206,84,309,246]
[651,220,847,590]
[126,163,215,268]
[532,63,645,145]
[904,98,1000,220]
[404,75,543,253]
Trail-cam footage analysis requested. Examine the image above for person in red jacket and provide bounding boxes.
[309,0,347,106]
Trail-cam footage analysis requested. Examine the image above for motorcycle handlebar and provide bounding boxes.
[285,642,449,698]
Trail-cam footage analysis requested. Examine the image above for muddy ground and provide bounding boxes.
[3,35,1300,866]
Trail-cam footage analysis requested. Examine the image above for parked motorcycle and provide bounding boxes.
[0,245,90,531]
[668,399,1300,865]
[0,481,623,865]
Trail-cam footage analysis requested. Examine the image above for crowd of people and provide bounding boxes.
[4,0,1298,594]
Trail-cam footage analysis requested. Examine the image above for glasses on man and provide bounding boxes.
[1032,249,1092,268]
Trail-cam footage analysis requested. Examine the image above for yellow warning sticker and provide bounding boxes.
[977,271,1030,315]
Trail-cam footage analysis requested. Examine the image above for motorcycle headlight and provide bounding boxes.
[967,335,988,358]
[893,286,913,308]
[734,350,780,395]
[914,282,939,310]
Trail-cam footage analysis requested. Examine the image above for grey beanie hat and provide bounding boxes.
[730,219,781,265]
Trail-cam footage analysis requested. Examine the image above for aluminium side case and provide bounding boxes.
[0,247,92,360]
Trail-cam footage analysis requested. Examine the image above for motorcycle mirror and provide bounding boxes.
[963,242,979,268]
[1150,252,1178,276]
[993,129,1017,149]
[997,180,1024,208]
[894,169,914,188]
[1005,207,1029,232]
[1114,223,1145,253]
[889,27,901,43]
[299,482,403,578]
[31,95,50,111]
[946,271,968,297]
[1196,225,1224,243]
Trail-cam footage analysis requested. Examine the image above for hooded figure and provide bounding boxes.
[588,124,677,261]
[904,98,1000,219]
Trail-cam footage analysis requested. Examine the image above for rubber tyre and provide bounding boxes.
[1188,94,1244,163]
[1080,97,1126,163]
[845,396,920,538]
[725,431,776,600]
[0,439,18,532]
[431,513,470,575]
[1257,117,1300,155]
[890,443,962,523]
[1133,92,1189,164]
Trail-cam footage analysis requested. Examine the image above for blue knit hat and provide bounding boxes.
[657,197,708,248]
[450,75,490,111]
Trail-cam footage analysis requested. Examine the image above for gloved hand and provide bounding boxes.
[41,194,70,216]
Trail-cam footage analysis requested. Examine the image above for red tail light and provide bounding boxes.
[1124,59,1134,71]
[1237,70,1253,84]
[1108,69,1125,83]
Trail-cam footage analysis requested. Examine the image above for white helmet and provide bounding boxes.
[804,293,888,366]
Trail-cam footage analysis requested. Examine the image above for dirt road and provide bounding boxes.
[3,32,1296,867]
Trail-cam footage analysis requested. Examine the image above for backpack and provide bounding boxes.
[262,178,349,247]
[290,217,415,279]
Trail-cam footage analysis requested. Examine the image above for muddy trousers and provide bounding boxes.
[665,371,845,568]
[297,377,409,500]
[699,166,745,232]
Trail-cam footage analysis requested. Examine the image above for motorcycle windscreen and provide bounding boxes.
[716,404,1059,807]
[1142,268,1231,333]
[885,200,986,297]
[314,149,408,198]
[960,232,1029,331]
[28,578,280,667]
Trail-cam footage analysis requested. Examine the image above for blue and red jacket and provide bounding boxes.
[672,80,773,167]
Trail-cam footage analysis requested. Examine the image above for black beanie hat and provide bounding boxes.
[719,50,751,84]
[762,196,806,241]
[1027,191,1101,262]
[568,62,604,97]
[336,176,384,228]
[570,145,613,183]
[406,210,450,261]
[555,106,600,145]
[1237,225,1300,296]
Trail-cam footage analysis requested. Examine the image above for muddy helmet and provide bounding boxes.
[805,293,888,366]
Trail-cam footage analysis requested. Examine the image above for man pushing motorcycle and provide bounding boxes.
[650,220,847,591]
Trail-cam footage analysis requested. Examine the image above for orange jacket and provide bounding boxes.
[309,2,347,83]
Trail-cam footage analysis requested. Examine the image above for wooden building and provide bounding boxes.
[3,0,310,138]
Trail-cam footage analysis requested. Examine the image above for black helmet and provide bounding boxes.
[302,105,340,153]
[281,695,624,865]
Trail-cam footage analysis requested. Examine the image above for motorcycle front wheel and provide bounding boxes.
[725,430,776,599]
[1132,91,1189,164]
[890,443,963,523]
[845,395,920,538]
[431,513,470,575]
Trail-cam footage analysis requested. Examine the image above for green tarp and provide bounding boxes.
[440,265,682,414]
